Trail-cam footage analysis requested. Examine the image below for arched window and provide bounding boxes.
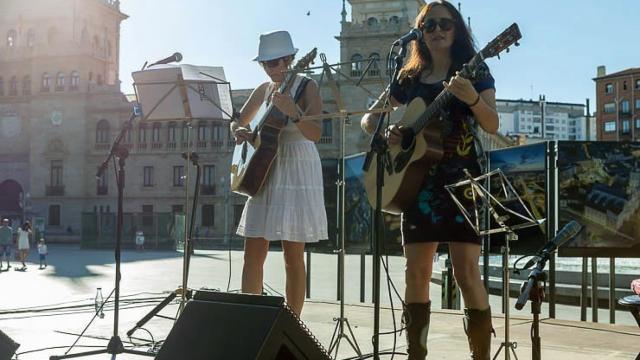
[47,27,58,45]
[27,29,35,47]
[367,17,378,26]
[55,72,65,91]
[96,119,110,143]
[389,16,399,24]
[6,29,17,47]
[70,71,80,90]
[369,53,381,70]
[8,76,17,96]
[22,75,31,96]
[0,77,4,96]
[351,54,364,76]
[167,122,177,142]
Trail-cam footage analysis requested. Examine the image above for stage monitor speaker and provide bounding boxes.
[0,329,19,360]
[155,291,331,360]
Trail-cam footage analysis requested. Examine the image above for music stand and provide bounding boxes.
[125,64,234,335]
[445,168,544,360]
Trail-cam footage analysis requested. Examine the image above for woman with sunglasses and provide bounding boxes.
[230,30,327,316]
[361,1,498,359]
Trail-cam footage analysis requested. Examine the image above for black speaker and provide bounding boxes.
[156,291,330,360]
[0,329,19,360]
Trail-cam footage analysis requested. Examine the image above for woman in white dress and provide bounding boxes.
[17,221,32,270]
[230,30,328,316]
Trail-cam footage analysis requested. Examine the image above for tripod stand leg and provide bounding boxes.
[126,291,177,336]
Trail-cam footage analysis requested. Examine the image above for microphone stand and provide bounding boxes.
[51,108,154,359]
[515,254,548,360]
[362,41,407,360]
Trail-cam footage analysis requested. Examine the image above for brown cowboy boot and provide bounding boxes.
[404,302,431,359]
[463,307,494,360]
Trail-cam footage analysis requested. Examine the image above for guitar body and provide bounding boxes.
[364,98,445,214]
[230,104,285,197]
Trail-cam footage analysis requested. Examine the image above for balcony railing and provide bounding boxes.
[201,184,216,195]
[46,185,65,196]
[197,141,208,148]
[319,136,333,144]
[167,142,177,150]
[151,142,162,149]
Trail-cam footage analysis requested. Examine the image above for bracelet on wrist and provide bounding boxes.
[468,94,481,108]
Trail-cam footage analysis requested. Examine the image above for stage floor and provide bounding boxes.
[1,246,638,359]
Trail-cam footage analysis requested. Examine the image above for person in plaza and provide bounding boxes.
[0,218,13,270]
[230,30,328,316]
[361,1,498,359]
[37,238,48,269]
[16,221,32,270]
[135,230,145,252]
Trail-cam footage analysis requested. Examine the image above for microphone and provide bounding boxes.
[149,52,183,66]
[393,28,423,46]
[522,221,583,269]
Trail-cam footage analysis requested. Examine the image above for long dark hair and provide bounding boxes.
[21,222,30,231]
[399,0,476,82]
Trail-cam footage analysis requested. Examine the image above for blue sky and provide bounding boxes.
[119,0,640,108]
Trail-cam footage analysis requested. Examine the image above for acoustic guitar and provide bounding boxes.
[230,48,317,197]
[364,23,522,214]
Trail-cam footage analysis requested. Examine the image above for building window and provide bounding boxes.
[322,119,332,138]
[202,165,215,194]
[622,120,630,134]
[0,77,4,96]
[41,73,51,92]
[212,123,223,146]
[636,79,640,90]
[70,71,80,90]
[138,123,147,143]
[201,204,214,227]
[604,121,616,132]
[143,166,154,187]
[173,166,184,187]
[389,16,399,24]
[96,119,110,143]
[621,100,630,114]
[351,54,363,76]
[56,72,65,91]
[51,160,63,186]
[635,119,640,128]
[6,29,17,47]
[8,76,17,96]
[623,81,628,91]
[636,99,640,111]
[605,83,613,94]
[172,205,184,214]
[368,53,381,76]
[367,17,378,26]
[22,75,31,95]
[48,205,61,226]
[142,205,153,227]
[603,102,616,114]
[27,29,35,48]
[152,123,161,143]
[168,122,177,142]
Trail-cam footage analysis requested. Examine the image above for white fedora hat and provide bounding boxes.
[253,30,298,62]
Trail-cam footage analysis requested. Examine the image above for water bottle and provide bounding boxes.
[95,287,105,319]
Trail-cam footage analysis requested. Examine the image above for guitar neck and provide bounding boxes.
[410,89,455,133]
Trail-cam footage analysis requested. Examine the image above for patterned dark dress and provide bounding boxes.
[390,66,495,245]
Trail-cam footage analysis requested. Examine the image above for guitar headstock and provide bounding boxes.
[294,47,318,70]
[480,23,522,60]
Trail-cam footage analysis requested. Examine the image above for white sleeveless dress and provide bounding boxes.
[236,76,328,242]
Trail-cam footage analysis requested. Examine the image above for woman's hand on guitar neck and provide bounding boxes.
[271,92,300,119]
[233,127,254,145]
[385,125,403,145]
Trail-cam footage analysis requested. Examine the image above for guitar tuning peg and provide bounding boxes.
[506,48,510,53]
[515,41,520,47]
[497,54,501,60]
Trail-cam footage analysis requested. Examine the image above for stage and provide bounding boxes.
[1,246,638,359]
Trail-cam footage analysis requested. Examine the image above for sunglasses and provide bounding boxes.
[260,56,288,68]
[422,18,456,33]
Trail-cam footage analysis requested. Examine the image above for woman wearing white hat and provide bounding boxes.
[230,30,328,316]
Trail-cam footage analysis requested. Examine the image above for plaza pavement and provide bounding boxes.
[0,245,638,359]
